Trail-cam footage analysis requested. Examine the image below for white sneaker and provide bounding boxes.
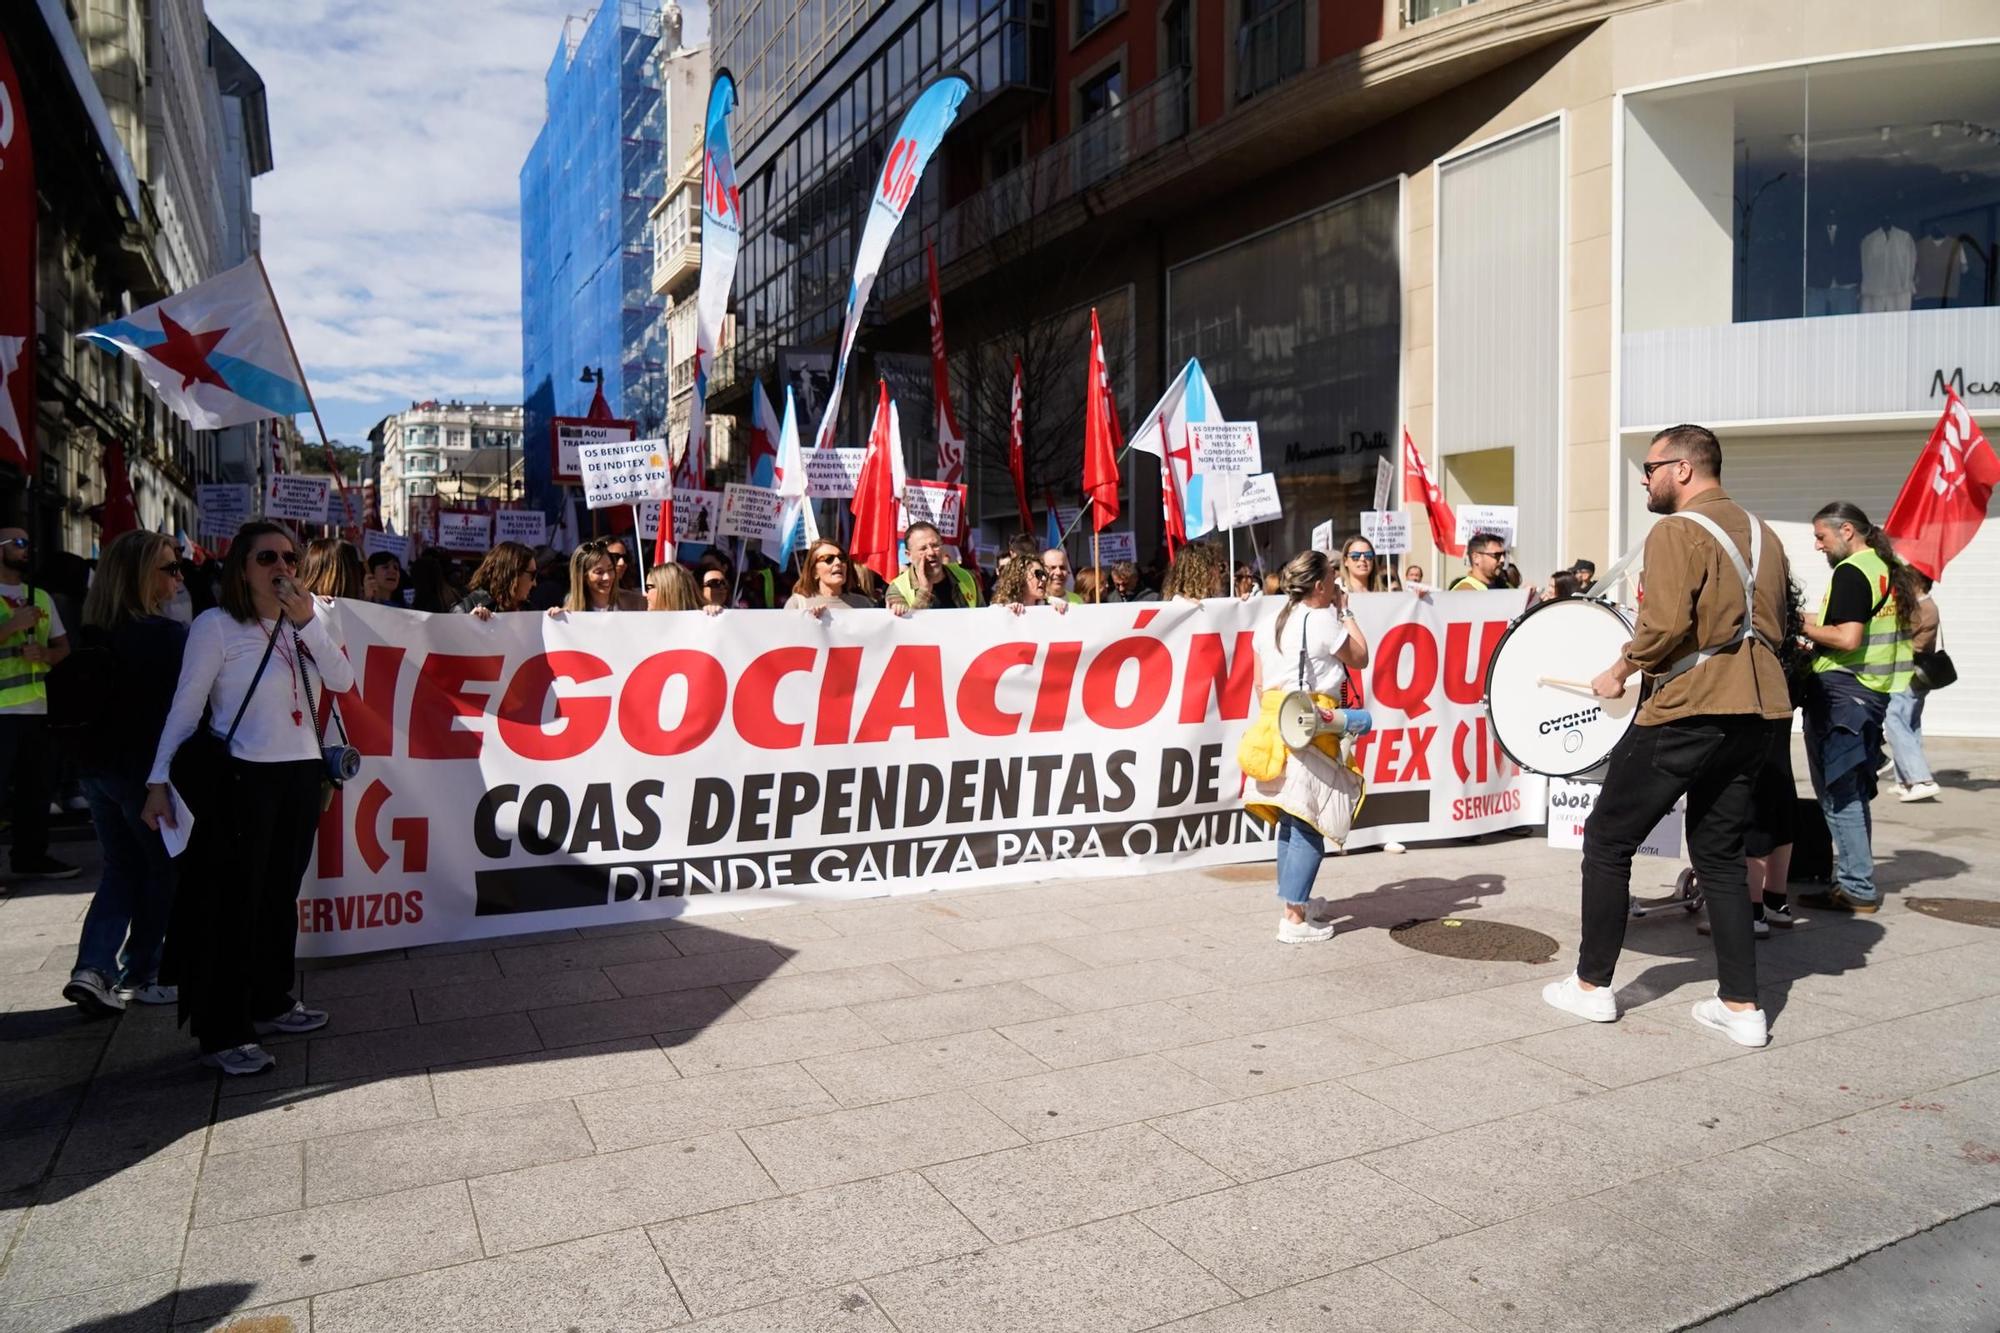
[1899,780,1940,803]
[201,1044,277,1076]
[1877,758,1896,778]
[1276,919,1336,945]
[1383,841,1407,855]
[62,969,126,1017]
[254,1001,329,1035]
[122,982,178,1005]
[1542,974,1618,1023]
[1692,996,1769,1048]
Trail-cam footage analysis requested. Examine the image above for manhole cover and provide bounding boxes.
[1905,897,2000,929]
[1389,917,1559,963]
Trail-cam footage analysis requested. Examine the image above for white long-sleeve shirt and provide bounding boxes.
[149,601,356,785]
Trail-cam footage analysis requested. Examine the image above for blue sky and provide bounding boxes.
[207,0,708,448]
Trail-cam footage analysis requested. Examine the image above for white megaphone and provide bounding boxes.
[1276,692,1374,750]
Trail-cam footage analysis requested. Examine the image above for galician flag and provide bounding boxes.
[747,379,780,489]
[1128,358,1219,542]
[772,385,817,565]
[80,257,312,429]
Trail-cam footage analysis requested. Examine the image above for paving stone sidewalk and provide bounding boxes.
[1,739,1997,1332]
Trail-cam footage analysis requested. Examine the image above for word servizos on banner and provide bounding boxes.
[578,438,673,510]
[267,475,330,523]
[1361,511,1411,556]
[197,484,252,539]
[298,593,1544,955]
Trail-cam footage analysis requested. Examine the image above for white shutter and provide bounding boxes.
[1719,433,1999,738]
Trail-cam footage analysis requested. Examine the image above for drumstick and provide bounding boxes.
[1538,676,1595,691]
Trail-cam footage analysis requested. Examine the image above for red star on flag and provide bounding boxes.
[148,311,230,392]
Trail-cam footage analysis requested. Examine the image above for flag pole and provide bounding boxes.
[253,253,361,543]
[1091,524,1101,603]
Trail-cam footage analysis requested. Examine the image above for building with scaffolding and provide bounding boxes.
[519,3,690,513]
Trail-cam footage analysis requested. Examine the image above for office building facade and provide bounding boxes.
[377,400,525,537]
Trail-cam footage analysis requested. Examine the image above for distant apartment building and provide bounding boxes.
[377,400,525,536]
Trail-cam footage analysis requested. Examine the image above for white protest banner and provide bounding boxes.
[1547,779,1684,858]
[1374,455,1396,514]
[1098,531,1136,565]
[579,438,673,510]
[1187,422,1262,476]
[268,475,330,523]
[363,530,410,564]
[437,509,494,552]
[1220,473,1283,529]
[495,510,548,548]
[551,417,635,484]
[807,447,867,498]
[197,484,252,539]
[296,592,1544,954]
[1455,503,1519,550]
[899,479,964,542]
[1361,511,1411,555]
[1056,506,1082,536]
[1311,520,1335,555]
[720,483,786,544]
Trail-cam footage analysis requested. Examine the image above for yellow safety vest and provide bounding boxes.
[1449,574,1488,592]
[0,588,54,709]
[1812,547,1913,695]
[889,563,982,609]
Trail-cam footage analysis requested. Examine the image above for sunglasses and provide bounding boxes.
[1028,567,1049,581]
[815,553,844,565]
[607,552,629,563]
[1642,457,1687,479]
[158,562,185,577]
[1,538,28,549]
[1345,552,1374,562]
[702,577,727,590]
[253,550,299,567]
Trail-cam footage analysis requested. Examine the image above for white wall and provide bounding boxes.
[1622,94,1734,333]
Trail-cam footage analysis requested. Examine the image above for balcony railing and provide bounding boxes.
[880,70,1192,300]
[1238,0,1307,101]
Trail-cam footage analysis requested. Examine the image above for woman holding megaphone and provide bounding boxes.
[1234,550,1371,943]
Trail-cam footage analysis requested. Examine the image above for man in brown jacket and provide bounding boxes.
[1543,424,1794,1048]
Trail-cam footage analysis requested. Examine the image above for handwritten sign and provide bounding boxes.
[1454,504,1518,550]
[1097,531,1136,565]
[900,480,965,542]
[1218,473,1283,529]
[436,510,494,552]
[551,417,635,484]
[578,438,673,510]
[494,510,548,547]
[1311,520,1335,555]
[1549,779,1683,857]
[1188,422,1263,476]
[719,484,787,544]
[1361,511,1411,555]
[267,475,330,524]
[807,448,867,498]
[197,484,252,539]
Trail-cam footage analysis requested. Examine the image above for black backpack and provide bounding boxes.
[46,625,129,768]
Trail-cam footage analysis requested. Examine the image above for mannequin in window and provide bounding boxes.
[1859,217,1916,313]
[1914,222,1969,310]
[1807,207,1860,317]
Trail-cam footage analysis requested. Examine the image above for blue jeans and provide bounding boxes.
[1274,813,1324,906]
[1884,688,1932,785]
[73,774,178,984]
[1804,716,1877,904]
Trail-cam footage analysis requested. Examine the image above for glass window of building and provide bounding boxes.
[1167,182,1401,558]
[1624,45,2000,331]
[1078,0,1121,39]
[1079,65,1123,124]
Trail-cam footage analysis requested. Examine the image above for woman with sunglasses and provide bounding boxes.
[143,522,355,1075]
[1338,537,1382,594]
[989,555,1069,613]
[60,532,189,1016]
[550,541,642,616]
[784,539,873,616]
[645,562,700,611]
[454,542,538,619]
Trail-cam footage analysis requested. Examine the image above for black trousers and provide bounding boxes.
[0,714,56,863]
[1578,715,1774,1005]
[176,758,323,1052]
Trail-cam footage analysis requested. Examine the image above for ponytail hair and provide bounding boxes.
[1273,549,1330,650]
[1813,501,1923,632]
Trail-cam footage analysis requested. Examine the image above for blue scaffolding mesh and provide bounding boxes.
[520,3,668,514]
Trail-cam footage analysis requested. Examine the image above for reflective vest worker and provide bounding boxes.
[1451,533,1506,591]
[887,522,982,614]
[1809,547,1914,695]
[0,525,80,882]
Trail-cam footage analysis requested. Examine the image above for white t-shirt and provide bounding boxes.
[0,582,65,717]
[149,600,355,784]
[1259,604,1349,697]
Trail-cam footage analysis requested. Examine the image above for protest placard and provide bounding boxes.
[267,475,330,523]
[720,484,787,544]
[1311,520,1335,555]
[900,479,965,541]
[1187,422,1263,475]
[495,510,548,547]
[363,530,411,564]
[1361,511,1411,555]
[197,484,252,539]
[579,438,673,510]
[1220,473,1283,529]
[1454,504,1519,550]
[807,448,867,498]
[1097,531,1136,565]
[437,510,494,552]
[551,417,635,483]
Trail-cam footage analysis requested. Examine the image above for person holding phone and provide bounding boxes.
[144,522,355,1076]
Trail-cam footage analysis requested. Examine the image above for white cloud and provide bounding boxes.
[207,0,708,443]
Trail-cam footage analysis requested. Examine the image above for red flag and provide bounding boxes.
[1885,388,2000,581]
[0,35,36,471]
[1082,309,1119,532]
[1007,356,1032,532]
[94,440,140,543]
[850,382,901,581]
[1402,428,1462,558]
[1156,409,1188,558]
[927,244,965,486]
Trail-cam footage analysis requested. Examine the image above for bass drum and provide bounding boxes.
[1484,598,1641,779]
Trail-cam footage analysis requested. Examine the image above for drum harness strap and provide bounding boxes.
[1651,511,1777,684]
